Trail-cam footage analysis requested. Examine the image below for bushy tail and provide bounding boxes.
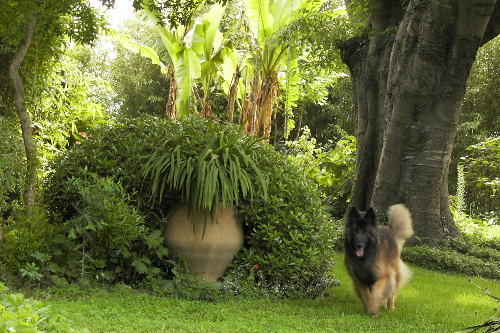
[398,261,412,290]
[388,204,414,249]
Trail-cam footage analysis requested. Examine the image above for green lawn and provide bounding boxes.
[43,253,500,333]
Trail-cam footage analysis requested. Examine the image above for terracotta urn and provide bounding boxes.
[163,203,243,282]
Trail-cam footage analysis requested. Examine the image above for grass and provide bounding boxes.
[36,253,500,333]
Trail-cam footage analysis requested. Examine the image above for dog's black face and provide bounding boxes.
[346,207,378,258]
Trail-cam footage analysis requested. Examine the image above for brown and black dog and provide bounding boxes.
[345,204,414,316]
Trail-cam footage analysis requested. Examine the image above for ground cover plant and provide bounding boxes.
[9,253,498,333]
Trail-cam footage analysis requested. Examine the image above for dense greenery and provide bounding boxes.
[36,115,337,296]
[284,126,356,217]
[0,3,499,330]
[451,36,500,220]
[0,0,107,116]
[459,137,500,220]
[142,116,268,225]
[231,143,336,297]
[0,118,24,218]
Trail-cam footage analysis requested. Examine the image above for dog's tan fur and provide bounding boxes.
[345,204,414,316]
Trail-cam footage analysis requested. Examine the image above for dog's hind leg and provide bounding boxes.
[387,292,396,310]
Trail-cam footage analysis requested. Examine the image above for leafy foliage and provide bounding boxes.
[400,199,500,280]
[0,282,72,332]
[44,116,169,221]
[43,115,335,296]
[48,171,169,283]
[450,36,500,202]
[142,116,268,226]
[402,213,500,280]
[32,52,110,163]
[0,0,108,117]
[103,17,171,117]
[230,142,337,298]
[41,117,176,284]
[458,36,500,150]
[459,136,500,221]
[118,1,231,118]
[0,118,25,217]
[403,245,500,280]
[294,76,355,144]
[1,206,50,276]
[284,126,356,217]
[131,0,224,29]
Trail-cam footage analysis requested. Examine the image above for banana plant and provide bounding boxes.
[112,0,228,118]
[185,3,227,117]
[238,0,329,137]
[140,0,201,117]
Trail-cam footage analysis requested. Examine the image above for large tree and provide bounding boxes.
[341,0,500,245]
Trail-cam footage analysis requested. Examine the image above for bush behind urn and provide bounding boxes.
[43,115,336,296]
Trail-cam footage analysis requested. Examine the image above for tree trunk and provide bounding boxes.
[342,0,500,246]
[9,10,38,213]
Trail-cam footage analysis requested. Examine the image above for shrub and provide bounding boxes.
[43,115,171,221]
[1,207,50,276]
[229,143,337,298]
[0,282,73,332]
[42,116,206,284]
[43,115,336,296]
[403,241,500,280]
[47,171,169,283]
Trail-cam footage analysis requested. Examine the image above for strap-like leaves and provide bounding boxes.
[143,119,268,234]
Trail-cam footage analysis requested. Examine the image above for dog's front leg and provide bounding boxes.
[353,281,373,314]
[368,276,396,315]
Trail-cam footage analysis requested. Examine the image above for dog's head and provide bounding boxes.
[346,206,378,258]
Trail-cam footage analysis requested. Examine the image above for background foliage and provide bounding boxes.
[0,118,25,218]
[451,36,500,221]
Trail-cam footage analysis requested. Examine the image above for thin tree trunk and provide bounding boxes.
[342,0,500,245]
[9,10,38,213]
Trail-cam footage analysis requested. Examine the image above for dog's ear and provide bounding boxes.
[364,207,377,226]
[347,206,361,226]
[348,206,360,218]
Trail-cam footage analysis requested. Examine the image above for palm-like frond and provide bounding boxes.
[142,118,268,232]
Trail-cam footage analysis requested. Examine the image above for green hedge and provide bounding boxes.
[42,115,336,297]
[403,243,500,280]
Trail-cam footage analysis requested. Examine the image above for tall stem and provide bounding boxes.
[9,10,38,213]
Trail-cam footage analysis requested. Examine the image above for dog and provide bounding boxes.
[344,204,414,316]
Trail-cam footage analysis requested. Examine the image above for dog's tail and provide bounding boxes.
[388,204,414,249]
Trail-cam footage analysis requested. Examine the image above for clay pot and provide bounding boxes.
[163,203,243,282]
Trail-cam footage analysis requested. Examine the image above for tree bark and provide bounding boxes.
[9,10,38,212]
[342,0,500,245]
